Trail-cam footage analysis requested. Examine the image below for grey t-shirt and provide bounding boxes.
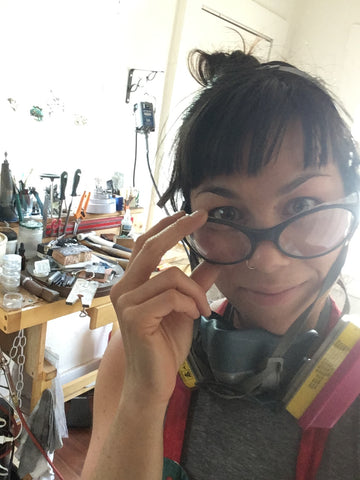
[181,388,360,479]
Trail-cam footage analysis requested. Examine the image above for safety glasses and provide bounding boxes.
[185,193,359,265]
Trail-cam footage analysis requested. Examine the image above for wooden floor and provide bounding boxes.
[53,426,91,480]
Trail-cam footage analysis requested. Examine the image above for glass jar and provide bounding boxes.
[18,220,43,259]
[1,253,22,291]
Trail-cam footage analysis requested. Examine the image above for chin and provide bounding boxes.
[230,299,305,335]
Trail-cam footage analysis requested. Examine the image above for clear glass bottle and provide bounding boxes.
[18,219,43,259]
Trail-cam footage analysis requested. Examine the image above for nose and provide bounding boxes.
[247,240,291,273]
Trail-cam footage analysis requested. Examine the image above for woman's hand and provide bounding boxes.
[110,210,220,406]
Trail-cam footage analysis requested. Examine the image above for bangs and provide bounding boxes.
[181,75,335,192]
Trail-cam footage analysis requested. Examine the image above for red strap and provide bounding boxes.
[163,375,192,462]
[295,298,341,479]
[296,428,330,480]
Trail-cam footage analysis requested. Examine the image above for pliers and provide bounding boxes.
[73,191,91,234]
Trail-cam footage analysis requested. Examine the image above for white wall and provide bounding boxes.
[0,0,176,209]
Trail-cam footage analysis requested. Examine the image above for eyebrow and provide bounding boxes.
[194,185,239,199]
[277,173,330,195]
[194,173,331,200]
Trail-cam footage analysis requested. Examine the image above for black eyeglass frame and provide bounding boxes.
[185,193,359,266]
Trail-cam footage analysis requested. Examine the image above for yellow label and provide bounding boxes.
[179,359,197,389]
[286,322,360,419]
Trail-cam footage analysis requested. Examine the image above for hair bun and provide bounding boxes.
[188,49,260,86]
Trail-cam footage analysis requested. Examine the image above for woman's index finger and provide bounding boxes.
[123,210,208,291]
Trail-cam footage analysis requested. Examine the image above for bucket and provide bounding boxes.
[0,233,8,263]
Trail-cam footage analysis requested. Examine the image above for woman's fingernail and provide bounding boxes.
[190,209,207,218]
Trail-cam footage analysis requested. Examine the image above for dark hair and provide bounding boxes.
[158,49,360,211]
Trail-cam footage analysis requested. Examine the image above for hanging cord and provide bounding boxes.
[0,397,21,478]
[132,128,138,188]
[0,350,65,480]
[143,130,192,264]
[144,130,170,215]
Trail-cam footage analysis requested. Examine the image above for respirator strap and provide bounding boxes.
[241,247,348,395]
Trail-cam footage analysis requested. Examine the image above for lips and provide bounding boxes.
[243,284,304,307]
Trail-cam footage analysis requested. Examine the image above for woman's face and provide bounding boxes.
[190,123,345,335]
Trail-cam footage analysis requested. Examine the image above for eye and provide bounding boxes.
[208,206,245,223]
[284,197,320,217]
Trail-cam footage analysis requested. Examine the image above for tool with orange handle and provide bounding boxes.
[73,191,91,234]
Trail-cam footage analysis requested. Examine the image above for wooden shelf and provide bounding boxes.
[0,291,116,334]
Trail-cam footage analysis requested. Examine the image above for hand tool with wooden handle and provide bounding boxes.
[59,169,81,239]
[20,274,60,302]
[57,171,68,235]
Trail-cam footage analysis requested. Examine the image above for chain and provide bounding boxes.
[9,329,26,408]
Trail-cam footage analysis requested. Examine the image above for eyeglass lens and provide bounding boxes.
[187,207,355,264]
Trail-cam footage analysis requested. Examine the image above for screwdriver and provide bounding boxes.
[61,169,81,239]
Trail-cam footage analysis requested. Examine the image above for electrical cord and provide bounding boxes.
[142,130,192,265]
[15,406,65,480]
[144,130,170,215]
[133,129,138,188]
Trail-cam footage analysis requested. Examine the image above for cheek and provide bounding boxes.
[307,248,344,285]
[214,264,248,295]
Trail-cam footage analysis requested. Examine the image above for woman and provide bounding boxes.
[81,49,360,479]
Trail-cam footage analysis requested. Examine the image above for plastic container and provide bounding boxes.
[3,292,23,310]
[0,232,7,262]
[18,219,43,259]
[1,254,22,291]
[0,227,17,254]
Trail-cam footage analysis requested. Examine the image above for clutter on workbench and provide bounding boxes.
[1,253,22,292]
[86,190,116,214]
[0,153,17,222]
[0,232,7,261]
[20,273,60,302]
[0,226,17,253]
[18,219,43,259]
[18,242,26,269]
[2,291,23,310]
[115,195,124,211]
[52,244,92,266]
[40,173,60,218]
[120,206,132,236]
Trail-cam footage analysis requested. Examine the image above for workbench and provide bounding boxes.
[0,286,118,411]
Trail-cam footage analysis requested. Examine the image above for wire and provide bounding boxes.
[142,131,192,265]
[0,359,65,480]
[144,130,170,216]
[15,405,65,480]
[133,129,138,188]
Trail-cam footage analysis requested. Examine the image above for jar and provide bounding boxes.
[18,220,43,259]
[1,254,21,291]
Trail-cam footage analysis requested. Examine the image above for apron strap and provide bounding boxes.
[296,428,330,480]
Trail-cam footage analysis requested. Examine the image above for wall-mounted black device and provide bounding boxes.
[134,102,155,133]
